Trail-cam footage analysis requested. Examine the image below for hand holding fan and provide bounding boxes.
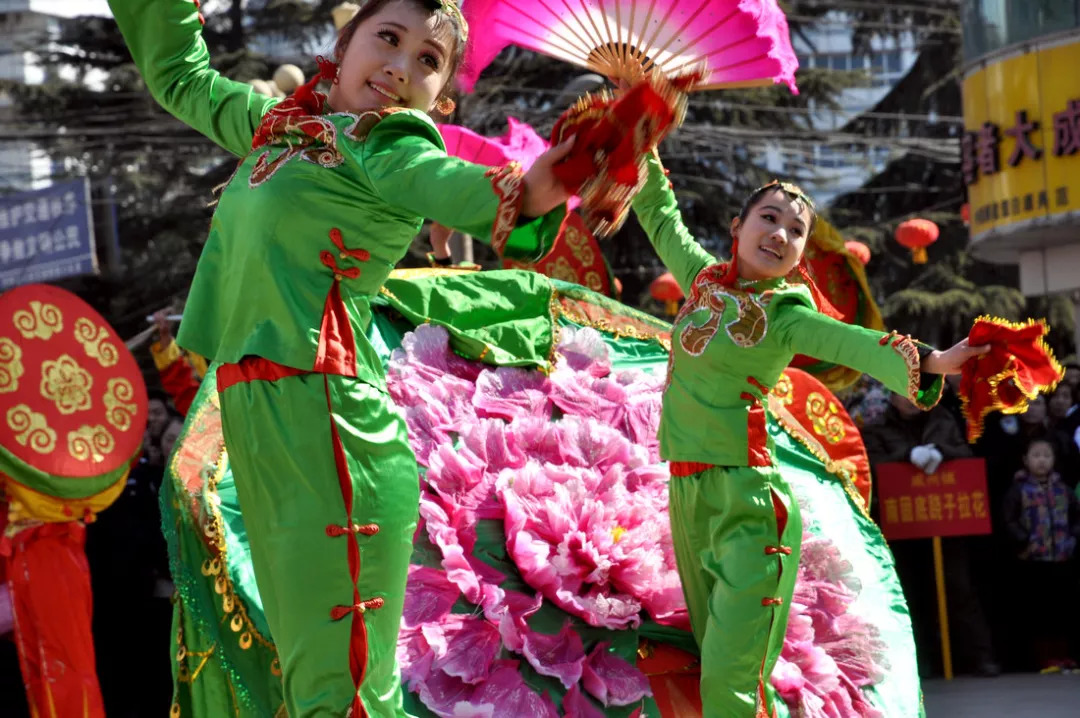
[460,0,799,93]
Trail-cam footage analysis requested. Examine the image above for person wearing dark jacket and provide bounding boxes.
[864,390,1000,677]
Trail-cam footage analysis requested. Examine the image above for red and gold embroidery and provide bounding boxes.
[485,162,525,257]
[0,337,24,393]
[806,391,845,444]
[13,300,62,340]
[675,281,774,356]
[879,330,938,409]
[249,110,396,189]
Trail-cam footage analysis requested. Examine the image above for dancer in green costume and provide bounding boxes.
[631,154,988,718]
[107,0,575,715]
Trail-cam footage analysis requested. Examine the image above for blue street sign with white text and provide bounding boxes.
[0,178,97,290]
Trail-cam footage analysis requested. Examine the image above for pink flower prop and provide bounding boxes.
[561,683,606,718]
[772,530,887,718]
[397,624,437,689]
[549,365,628,426]
[473,366,552,420]
[468,661,561,718]
[420,495,504,604]
[426,443,498,517]
[433,615,503,685]
[520,621,587,689]
[403,565,461,628]
[581,642,653,707]
[392,323,483,381]
[556,327,612,378]
[417,668,476,718]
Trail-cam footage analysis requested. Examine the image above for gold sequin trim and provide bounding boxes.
[768,393,869,518]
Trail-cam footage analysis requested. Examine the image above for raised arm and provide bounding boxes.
[630,151,716,294]
[108,0,278,156]
[774,299,945,409]
[361,111,564,262]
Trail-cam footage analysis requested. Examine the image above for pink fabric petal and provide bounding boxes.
[420,495,486,604]
[773,529,888,717]
[520,621,586,689]
[417,668,476,718]
[581,642,652,707]
[469,661,560,718]
[397,624,436,689]
[473,366,552,420]
[403,565,461,628]
[556,327,612,377]
[561,683,605,718]
[427,444,495,513]
[451,703,496,718]
[434,615,502,685]
[549,366,627,426]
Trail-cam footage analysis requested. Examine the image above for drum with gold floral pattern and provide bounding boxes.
[0,284,147,521]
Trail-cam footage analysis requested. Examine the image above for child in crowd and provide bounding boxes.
[1003,437,1080,671]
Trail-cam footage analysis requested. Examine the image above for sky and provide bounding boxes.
[28,0,111,17]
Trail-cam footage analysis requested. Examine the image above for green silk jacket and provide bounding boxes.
[111,0,562,390]
[631,155,943,467]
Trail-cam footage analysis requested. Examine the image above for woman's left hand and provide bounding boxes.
[922,338,991,375]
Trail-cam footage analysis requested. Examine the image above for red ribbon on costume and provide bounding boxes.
[958,316,1065,442]
[549,71,700,237]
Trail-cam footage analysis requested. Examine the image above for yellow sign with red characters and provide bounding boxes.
[962,37,1080,239]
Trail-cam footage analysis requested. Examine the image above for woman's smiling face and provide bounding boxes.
[733,188,814,281]
[328,0,456,114]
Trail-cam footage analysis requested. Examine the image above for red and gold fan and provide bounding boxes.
[459,0,800,93]
[0,284,147,522]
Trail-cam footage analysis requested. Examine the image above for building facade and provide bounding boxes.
[961,0,1080,347]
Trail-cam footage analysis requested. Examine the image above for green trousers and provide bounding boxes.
[220,371,418,717]
[667,465,802,718]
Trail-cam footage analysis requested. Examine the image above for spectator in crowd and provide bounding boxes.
[160,414,184,461]
[864,390,1000,678]
[85,400,176,715]
[1047,383,1080,483]
[1062,361,1080,395]
[143,390,172,467]
[1002,437,1080,671]
[843,375,890,429]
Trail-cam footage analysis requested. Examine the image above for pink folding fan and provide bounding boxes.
[459,0,799,93]
[437,117,550,170]
[438,118,582,209]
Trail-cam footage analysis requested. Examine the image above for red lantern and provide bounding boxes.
[894,219,939,264]
[649,272,683,316]
[960,202,970,226]
[844,240,871,266]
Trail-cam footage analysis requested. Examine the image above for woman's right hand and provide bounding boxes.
[521,138,575,217]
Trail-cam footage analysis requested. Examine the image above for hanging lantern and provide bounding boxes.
[894,219,939,264]
[843,240,871,266]
[960,202,971,226]
[649,272,683,316]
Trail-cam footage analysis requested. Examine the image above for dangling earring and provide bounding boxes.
[315,55,340,85]
[435,97,456,115]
